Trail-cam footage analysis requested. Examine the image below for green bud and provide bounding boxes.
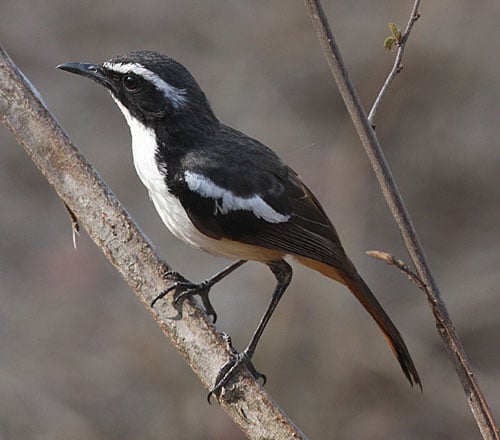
[384,36,397,51]
[388,22,402,42]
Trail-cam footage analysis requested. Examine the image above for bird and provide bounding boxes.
[57,50,421,398]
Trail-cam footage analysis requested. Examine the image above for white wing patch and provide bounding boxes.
[110,92,285,259]
[103,61,187,109]
[184,171,290,224]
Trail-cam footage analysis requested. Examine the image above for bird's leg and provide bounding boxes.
[208,260,292,402]
[151,260,247,323]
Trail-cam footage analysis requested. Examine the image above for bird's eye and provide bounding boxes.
[122,74,140,91]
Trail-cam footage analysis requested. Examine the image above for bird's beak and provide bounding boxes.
[57,62,111,89]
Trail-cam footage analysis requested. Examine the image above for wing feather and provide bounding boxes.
[172,155,355,276]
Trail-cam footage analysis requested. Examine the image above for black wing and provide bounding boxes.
[170,126,353,274]
[245,170,355,274]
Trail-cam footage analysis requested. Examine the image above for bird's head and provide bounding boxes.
[58,50,218,135]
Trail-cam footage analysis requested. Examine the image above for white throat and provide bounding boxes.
[111,96,164,193]
[110,95,227,256]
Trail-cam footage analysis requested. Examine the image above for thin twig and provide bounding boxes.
[0,46,308,440]
[367,250,426,292]
[303,2,499,439]
[368,0,421,124]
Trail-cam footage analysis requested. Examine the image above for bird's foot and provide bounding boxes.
[151,271,218,323]
[208,333,266,403]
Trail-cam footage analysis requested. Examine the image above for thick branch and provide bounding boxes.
[303,2,499,439]
[0,46,307,440]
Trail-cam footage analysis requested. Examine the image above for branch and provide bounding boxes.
[303,2,499,439]
[0,46,308,440]
[368,0,421,124]
[366,250,426,292]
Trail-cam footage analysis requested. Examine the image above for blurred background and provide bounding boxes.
[1,1,499,439]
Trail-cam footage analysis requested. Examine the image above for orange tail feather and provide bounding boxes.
[295,256,422,388]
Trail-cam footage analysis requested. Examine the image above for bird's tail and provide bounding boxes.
[342,273,422,389]
[294,256,422,388]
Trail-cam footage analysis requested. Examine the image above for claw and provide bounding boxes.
[207,334,266,403]
[172,281,207,305]
[198,288,217,323]
[151,275,218,323]
[150,283,177,308]
[153,262,246,324]
[247,362,267,386]
[207,351,252,403]
[162,270,183,281]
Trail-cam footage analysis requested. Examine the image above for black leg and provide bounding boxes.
[208,259,292,401]
[151,260,247,323]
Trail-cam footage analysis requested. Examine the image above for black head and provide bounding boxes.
[58,50,218,134]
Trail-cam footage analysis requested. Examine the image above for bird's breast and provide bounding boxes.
[112,96,285,261]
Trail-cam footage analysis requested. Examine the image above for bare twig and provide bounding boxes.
[303,1,499,439]
[368,0,421,124]
[0,46,308,440]
[367,250,426,291]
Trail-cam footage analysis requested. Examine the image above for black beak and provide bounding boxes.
[57,62,111,88]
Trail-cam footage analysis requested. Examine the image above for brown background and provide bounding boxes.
[1,1,499,439]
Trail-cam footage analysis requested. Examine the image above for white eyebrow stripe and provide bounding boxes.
[184,171,290,224]
[103,61,187,108]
